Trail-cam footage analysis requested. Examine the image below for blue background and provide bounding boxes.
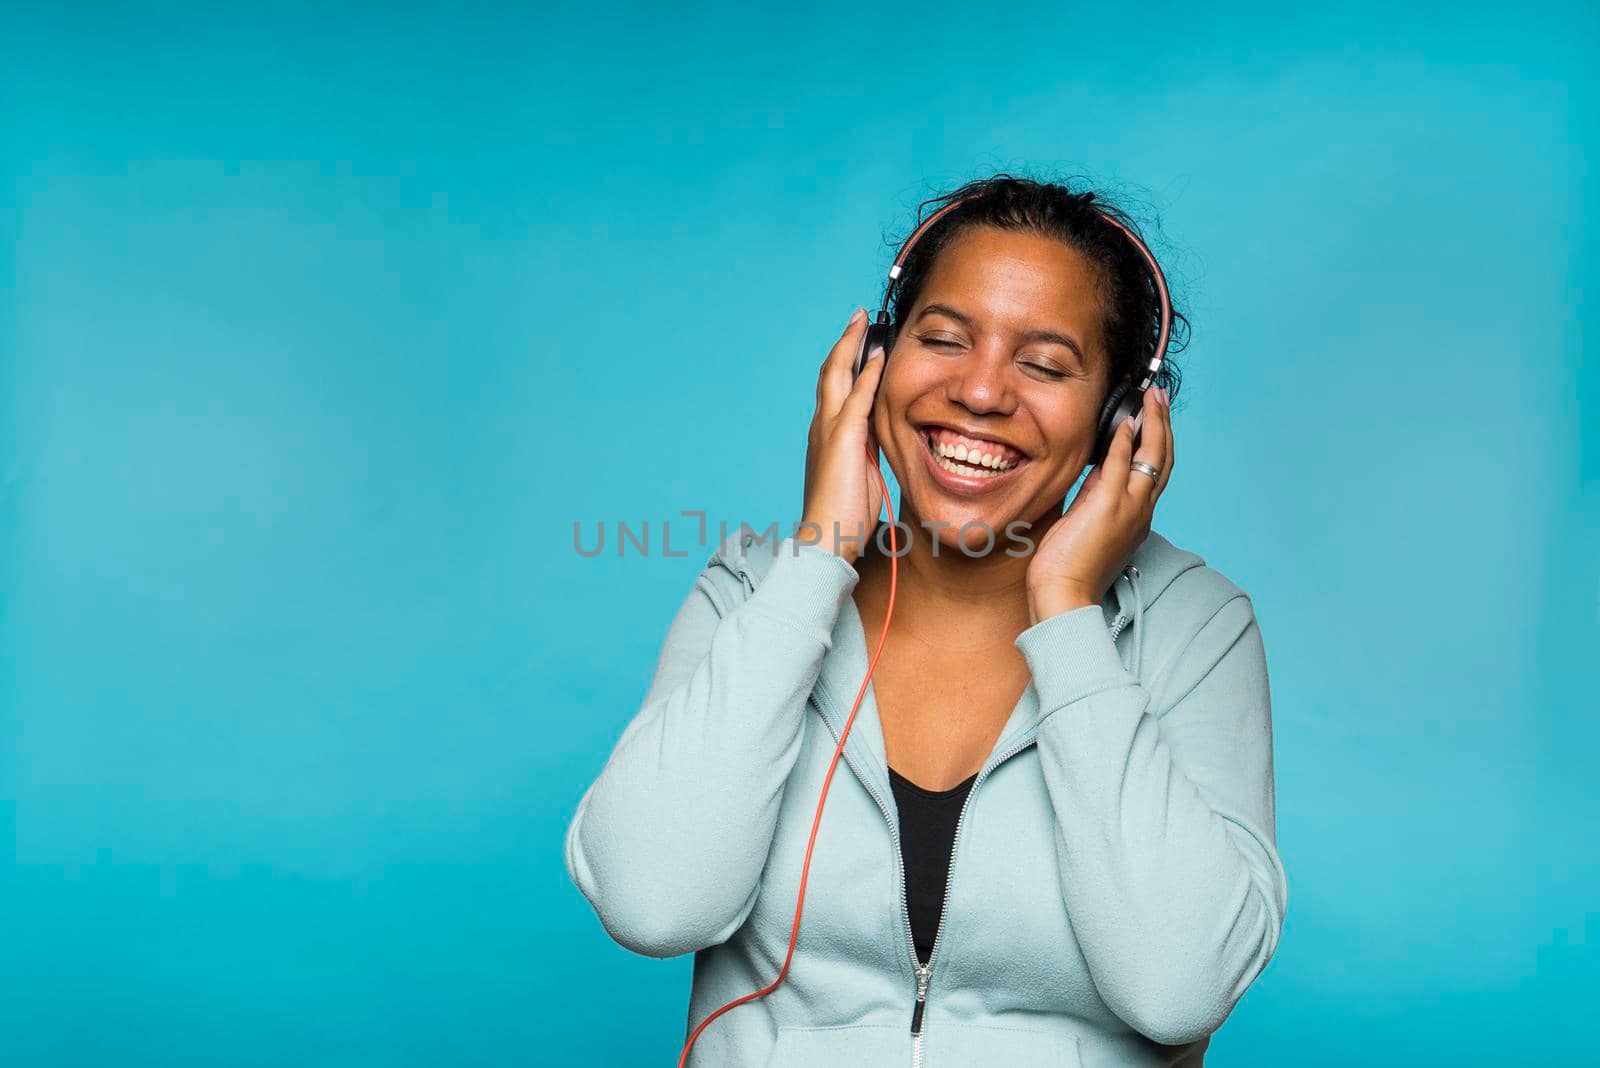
[4,2,1594,1064]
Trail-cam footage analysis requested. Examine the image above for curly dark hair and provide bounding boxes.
[881,172,1188,406]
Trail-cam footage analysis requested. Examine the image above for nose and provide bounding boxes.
[945,340,1015,416]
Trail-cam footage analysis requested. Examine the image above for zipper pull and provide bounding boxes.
[1110,611,1129,642]
[910,963,931,1034]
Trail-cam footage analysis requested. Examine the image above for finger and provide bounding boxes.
[819,308,868,416]
[1155,388,1175,496]
[840,343,885,419]
[1127,388,1167,501]
[818,308,865,408]
[818,310,862,410]
[1100,401,1135,492]
[1144,387,1170,473]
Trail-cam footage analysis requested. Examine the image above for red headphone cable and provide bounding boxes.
[677,447,898,1067]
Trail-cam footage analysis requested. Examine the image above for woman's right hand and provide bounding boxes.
[799,307,887,565]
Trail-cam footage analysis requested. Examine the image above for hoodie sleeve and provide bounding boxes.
[564,537,861,959]
[1013,585,1288,1047]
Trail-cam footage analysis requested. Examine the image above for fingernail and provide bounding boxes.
[869,345,884,360]
[846,307,863,329]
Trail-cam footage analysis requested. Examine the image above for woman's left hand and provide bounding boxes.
[1026,386,1174,623]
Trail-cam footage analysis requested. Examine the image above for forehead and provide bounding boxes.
[916,225,1106,345]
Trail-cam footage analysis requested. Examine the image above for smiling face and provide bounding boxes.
[871,224,1114,552]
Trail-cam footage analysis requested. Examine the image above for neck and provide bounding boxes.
[855,499,1068,647]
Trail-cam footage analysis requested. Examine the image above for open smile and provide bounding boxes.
[916,426,1030,495]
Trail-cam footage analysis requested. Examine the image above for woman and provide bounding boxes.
[565,174,1288,1066]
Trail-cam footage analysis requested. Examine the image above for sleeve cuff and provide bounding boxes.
[1014,603,1136,711]
[743,537,861,640]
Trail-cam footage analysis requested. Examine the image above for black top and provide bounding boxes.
[888,765,978,966]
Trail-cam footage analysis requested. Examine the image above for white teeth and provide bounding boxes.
[932,436,1015,472]
[936,454,999,478]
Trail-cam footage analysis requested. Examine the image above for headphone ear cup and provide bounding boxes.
[854,321,898,378]
[1093,380,1134,463]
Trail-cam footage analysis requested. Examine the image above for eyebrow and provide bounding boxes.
[915,302,1087,367]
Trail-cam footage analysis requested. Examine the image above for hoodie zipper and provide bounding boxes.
[909,723,1043,1068]
[905,606,1131,1067]
[812,707,927,1045]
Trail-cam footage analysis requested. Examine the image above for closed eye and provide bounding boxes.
[1024,363,1070,379]
[919,336,1074,380]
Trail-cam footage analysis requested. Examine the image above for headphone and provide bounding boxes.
[852,192,1173,465]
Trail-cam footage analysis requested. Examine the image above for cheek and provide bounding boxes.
[880,354,943,406]
[872,360,919,420]
[1039,386,1107,442]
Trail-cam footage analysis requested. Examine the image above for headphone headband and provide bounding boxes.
[875,191,1172,389]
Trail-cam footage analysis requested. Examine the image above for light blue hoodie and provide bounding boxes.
[565,522,1288,1066]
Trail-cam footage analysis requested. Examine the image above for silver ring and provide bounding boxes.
[1129,460,1160,480]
